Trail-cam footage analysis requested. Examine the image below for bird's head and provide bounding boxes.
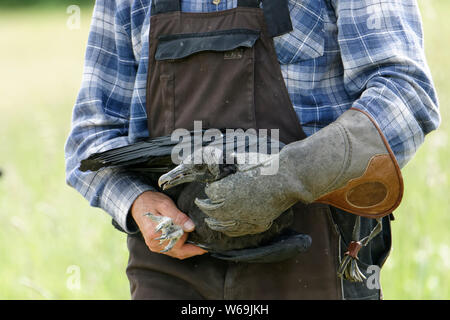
[158,146,236,190]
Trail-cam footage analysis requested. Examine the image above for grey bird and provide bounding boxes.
[80,130,311,263]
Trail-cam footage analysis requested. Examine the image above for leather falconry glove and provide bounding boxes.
[159,108,403,238]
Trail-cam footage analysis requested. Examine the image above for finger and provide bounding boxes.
[171,243,208,259]
[171,232,189,249]
[148,232,179,252]
[151,226,187,252]
[146,236,167,253]
[147,241,165,253]
[141,219,169,251]
[157,200,196,232]
[182,243,208,256]
[141,217,162,237]
[159,233,207,259]
[148,234,207,259]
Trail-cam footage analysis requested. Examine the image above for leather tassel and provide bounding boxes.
[337,217,383,282]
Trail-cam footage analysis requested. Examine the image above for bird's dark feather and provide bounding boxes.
[79,135,181,172]
[80,130,283,172]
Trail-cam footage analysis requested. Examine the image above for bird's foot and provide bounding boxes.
[144,213,184,252]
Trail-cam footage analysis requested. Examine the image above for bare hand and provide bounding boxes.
[131,191,207,259]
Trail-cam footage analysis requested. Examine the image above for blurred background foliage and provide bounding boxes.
[0,0,93,8]
[0,0,449,300]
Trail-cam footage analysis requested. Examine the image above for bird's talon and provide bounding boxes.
[144,213,184,252]
[160,238,179,253]
[155,217,172,232]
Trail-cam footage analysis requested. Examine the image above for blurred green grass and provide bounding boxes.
[0,1,448,299]
[0,0,94,8]
[0,6,129,299]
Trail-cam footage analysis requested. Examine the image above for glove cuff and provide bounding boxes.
[316,108,403,217]
[285,108,403,218]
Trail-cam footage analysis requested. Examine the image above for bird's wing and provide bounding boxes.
[79,135,179,172]
[79,130,284,173]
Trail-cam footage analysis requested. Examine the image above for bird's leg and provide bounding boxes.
[144,213,184,252]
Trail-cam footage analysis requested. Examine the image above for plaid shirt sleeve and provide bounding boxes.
[64,0,154,234]
[332,0,440,167]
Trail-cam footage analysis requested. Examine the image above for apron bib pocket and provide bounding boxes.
[153,29,261,132]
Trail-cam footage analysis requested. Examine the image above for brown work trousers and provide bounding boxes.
[126,203,345,300]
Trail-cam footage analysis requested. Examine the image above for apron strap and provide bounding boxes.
[237,0,261,7]
[240,0,294,37]
[151,0,181,16]
[262,0,293,37]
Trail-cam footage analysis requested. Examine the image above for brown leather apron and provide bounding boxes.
[126,0,343,299]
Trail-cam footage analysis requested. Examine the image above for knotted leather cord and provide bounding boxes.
[337,216,383,282]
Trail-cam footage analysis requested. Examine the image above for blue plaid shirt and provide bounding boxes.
[65,0,440,233]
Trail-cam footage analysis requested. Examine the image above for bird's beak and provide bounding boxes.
[158,165,198,190]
